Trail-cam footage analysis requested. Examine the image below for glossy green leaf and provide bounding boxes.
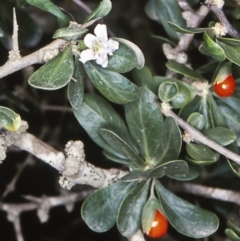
[81,181,136,232]
[217,37,240,46]
[0,107,21,131]
[225,229,240,241]
[180,96,212,130]
[84,62,139,104]
[26,0,70,27]
[207,93,227,127]
[28,46,74,90]
[53,27,88,41]
[227,159,240,178]
[73,94,133,157]
[142,197,162,234]
[167,165,199,181]
[187,112,205,130]
[168,21,205,34]
[121,160,188,181]
[68,60,84,109]
[156,181,219,238]
[227,220,240,237]
[145,0,185,41]
[216,100,240,146]
[153,117,182,165]
[159,78,197,109]
[217,39,240,66]
[199,30,226,61]
[100,129,143,168]
[205,127,236,146]
[124,88,163,161]
[117,181,150,237]
[84,0,112,23]
[106,42,138,73]
[132,66,154,91]
[148,160,188,178]
[166,62,206,81]
[151,35,176,48]
[186,143,219,164]
[158,81,178,102]
[103,150,132,165]
[112,38,145,69]
[171,81,197,109]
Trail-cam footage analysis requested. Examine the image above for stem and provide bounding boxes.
[162,106,240,166]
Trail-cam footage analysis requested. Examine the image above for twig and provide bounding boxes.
[0,39,66,79]
[161,104,240,166]
[163,1,210,64]
[0,121,127,190]
[8,8,21,61]
[207,3,240,38]
[172,182,240,206]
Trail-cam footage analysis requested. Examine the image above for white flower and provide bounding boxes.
[79,24,119,67]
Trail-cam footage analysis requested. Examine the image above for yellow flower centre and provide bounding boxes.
[92,40,104,53]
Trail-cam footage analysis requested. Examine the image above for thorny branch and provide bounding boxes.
[161,103,240,166]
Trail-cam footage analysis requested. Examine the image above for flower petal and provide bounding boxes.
[94,24,108,42]
[84,34,97,48]
[79,49,96,63]
[95,52,108,67]
[105,39,119,55]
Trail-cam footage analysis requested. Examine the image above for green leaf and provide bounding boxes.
[227,220,240,237]
[158,81,178,102]
[167,166,199,181]
[217,37,240,46]
[187,112,205,130]
[112,38,145,69]
[26,0,70,27]
[151,35,176,48]
[117,181,150,237]
[84,0,112,23]
[142,197,162,234]
[81,181,136,232]
[186,143,219,165]
[205,127,236,146]
[207,93,228,127]
[102,150,131,165]
[216,100,240,146]
[153,117,182,165]
[166,62,206,81]
[148,160,188,178]
[53,27,88,41]
[169,79,197,109]
[132,66,154,91]
[68,60,84,109]
[0,107,21,131]
[168,21,205,34]
[124,88,163,161]
[106,42,138,73]
[121,160,188,181]
[199,30,226,61]
[100,129,144,168]
[145,0,185,42]
[84,62,139,104]
[225,229,240,241]
[28,46,74,90]
[156,181,219,238]
[73,94,133,157]
[180,96,212,130]
[217,39,240,66]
